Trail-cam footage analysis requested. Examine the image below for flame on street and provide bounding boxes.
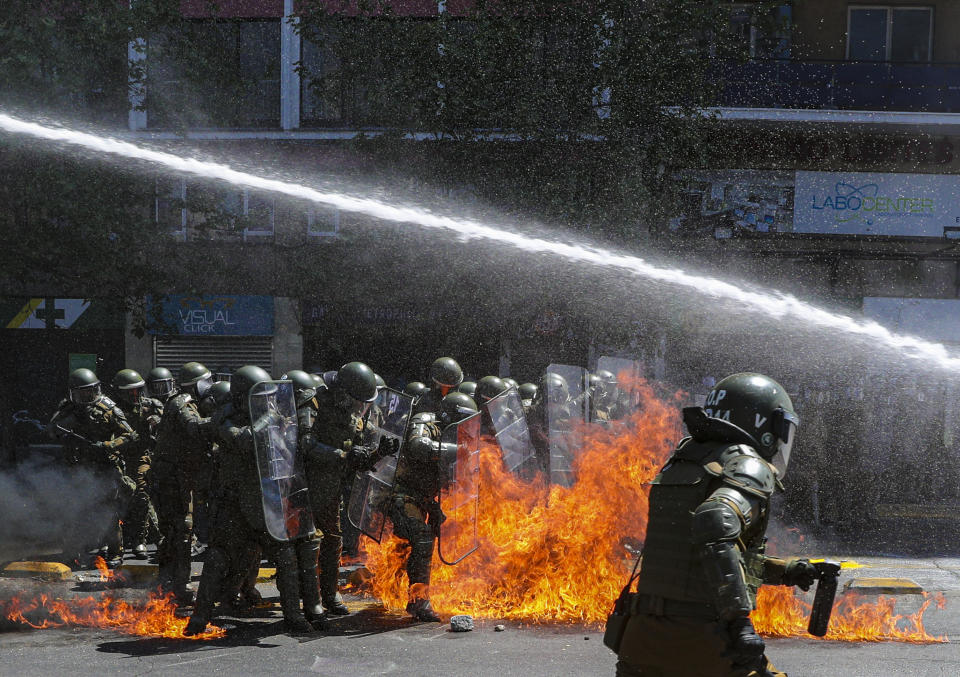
[2,560,224,640]
[363,378,947,642]
[2,590,225,639]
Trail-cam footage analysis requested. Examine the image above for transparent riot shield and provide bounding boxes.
[596,356,643,422]
[437,412,482,565]
[348,388,415,542]
[485,386,536,474]
[547,364,589,487]
[249,380,315,542]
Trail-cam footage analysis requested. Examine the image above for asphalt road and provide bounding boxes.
[2,556,959,676]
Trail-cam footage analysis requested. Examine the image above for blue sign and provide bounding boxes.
[148,295,274,335]
[794,170,960,237]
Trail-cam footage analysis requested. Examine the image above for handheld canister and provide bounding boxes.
[807,560,841,637]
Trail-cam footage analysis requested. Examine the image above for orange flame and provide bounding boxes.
[92,556,115,581]
[1,591,225,640]
[362,378,946,642]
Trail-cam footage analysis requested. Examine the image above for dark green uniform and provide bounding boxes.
[49,395,138,565]
[301,387,370,612]
[153,392,214,600]
[187,402,321,634]
[115,395,163,552]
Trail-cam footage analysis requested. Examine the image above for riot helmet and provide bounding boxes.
[475,375,507,404]
[429,357,463,395]
[112,368,146,404]
[374,373,386,391]
[404,381,429,399]
[518,382,538,402]
[457,381,478,398]
[333,361,378,418]
[540,372,569,405]
[231,365,272,412]
[199,380,231,417]
[587,373,601,395]
[704,372,799,477]
[502,377,519,391]
[594,369,619,406]
[283,369,317,407]
[439,391,478,425]
[69,368,102,405]
[179,361,213,398]
[147,367,176,400]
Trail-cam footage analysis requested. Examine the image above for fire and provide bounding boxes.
[753,585,946,643]
[1,590,225,640]
[363,378,947,642]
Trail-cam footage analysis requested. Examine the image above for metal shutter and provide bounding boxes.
[154,335,274,375]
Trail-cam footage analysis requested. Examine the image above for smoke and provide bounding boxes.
[0,456,116,563]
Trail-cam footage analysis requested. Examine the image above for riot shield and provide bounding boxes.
[485,386,536,474]
[249,380,315,542]
[596,356,643,422]
[348,388,415,542]
[547,364,589,487]
[437,412,481,565]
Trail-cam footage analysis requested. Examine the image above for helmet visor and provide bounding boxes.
[338,391,370,419]
[149,379,174,398]
[195,375,214,398]
[70,383,101,405]
[770,409,799,478]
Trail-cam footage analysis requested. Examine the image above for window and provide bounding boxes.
[847,6,932,62]
[147,20,281,128]
[306,205,339,237]
[729,4,791,59]
[184,182,275,240]
[156,177,186,239]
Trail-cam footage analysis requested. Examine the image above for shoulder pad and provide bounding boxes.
[96,396,115,411]
[411,412,436,425]
[721,453,775,499]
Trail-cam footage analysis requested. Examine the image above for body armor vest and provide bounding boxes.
[635,438,771,611]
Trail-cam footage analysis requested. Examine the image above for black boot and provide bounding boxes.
[184,546,227,636]
[275,544,314,634]
[405,598,441,622]
[318,535,349,615]
[297,539,329,629]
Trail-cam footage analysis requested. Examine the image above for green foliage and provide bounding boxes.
[294,0,786,237]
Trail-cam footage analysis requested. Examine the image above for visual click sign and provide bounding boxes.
[793,170,960,237]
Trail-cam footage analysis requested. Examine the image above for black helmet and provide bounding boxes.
[594,369,619,404]
[374,373,386,391]
[199,380,231,417]
[429,357,463,390]
[112,368,146,403]
[284,369,317,407]
[147,367,176,399]
[502,377,519,391]
[179,361,213,398]
[540,372,569,405]
[69,368,101,405]
[704,372,799,477]
[457,380,478,398]
[518,382,538,401]
[335,361,378,403]
[440,391,478,424]
[404,381,429,398]
[476,375,507,404]
[231,365,272,411]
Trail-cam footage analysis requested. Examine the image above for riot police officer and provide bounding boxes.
[457,381,478,399]
[518,383,538,413]
[146,367,176,403]
[613,373,816,677]
[111,368,163,559]
[186,366,324,635]
[413,357,464,415]
[49,368,138,568]
[392,391,477,622]
[153,362,216,603]
[301,361,388,615]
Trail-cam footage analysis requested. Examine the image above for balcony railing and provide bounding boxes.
[718,60,960,114]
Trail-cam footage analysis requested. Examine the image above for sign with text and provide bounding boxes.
[148,295,273,336]
[794,170,960,237]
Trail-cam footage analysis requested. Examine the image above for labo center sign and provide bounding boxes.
[793,170,960,237]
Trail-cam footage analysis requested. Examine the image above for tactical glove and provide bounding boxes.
[377,436,400,458]
[783,558,818,591]
[727,617,765,669]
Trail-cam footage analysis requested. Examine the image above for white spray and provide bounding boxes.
[2,112,958,371]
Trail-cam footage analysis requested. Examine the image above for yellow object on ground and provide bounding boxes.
[256,567,277,583]
[844,577,924,594]
[1,561,72,581]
